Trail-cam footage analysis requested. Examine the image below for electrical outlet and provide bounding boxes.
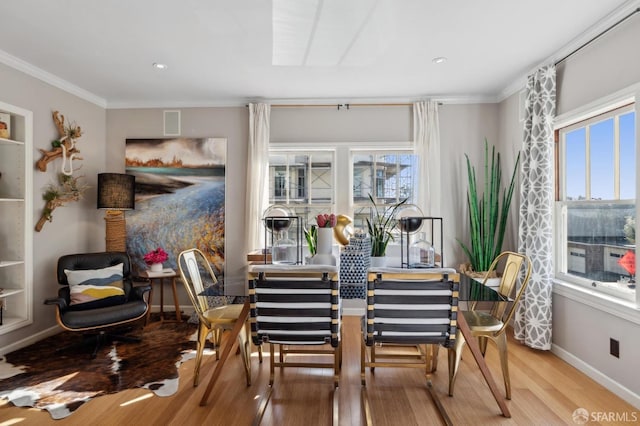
[610,338,620,358]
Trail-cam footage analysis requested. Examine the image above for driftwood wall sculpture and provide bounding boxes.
[35,111,88,232]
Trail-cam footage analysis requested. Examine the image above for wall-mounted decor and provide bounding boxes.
[125,138,226,275]
[35,111,88,232]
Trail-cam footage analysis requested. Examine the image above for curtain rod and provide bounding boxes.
[247,102,442,109]
[555,7,640,65]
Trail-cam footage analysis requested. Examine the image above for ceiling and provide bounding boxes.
[0,0,636,108]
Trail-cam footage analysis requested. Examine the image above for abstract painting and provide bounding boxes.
[125,138,226,276]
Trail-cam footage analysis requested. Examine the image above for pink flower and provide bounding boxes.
[316,213,336,228]
[143,247,168,265]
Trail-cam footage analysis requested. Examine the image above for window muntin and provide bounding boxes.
[268,150,335,229]
[352,151,419,231]
[557,104,636,300]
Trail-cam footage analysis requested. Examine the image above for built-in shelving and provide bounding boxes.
[0,100,33,333]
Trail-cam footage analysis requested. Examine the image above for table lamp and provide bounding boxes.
[97,173,135,252]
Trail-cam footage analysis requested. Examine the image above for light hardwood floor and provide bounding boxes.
[0,316,637,425]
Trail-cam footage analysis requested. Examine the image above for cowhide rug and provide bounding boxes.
[0,316,207,420]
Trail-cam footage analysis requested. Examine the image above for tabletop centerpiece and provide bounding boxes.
[144,247,168,272]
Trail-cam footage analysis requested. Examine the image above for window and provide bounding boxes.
[268,146,419,236]
[352,151,419,230]
[268,151,335,227]
[556,103,636,300]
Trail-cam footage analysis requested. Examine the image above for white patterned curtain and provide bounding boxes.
[413,100,441,216]
[514,65,556,350]
[245,103,271,254]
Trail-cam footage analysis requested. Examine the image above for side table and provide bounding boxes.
[138,268,182,324]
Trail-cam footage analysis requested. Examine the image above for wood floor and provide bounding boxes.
[0,316,636,425]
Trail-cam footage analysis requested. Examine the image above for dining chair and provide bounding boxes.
[177,248,258,388]
[448,251,532,400]
[362,269,460,426]
[248,264,341,426]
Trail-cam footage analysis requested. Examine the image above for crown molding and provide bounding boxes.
[0,49,107,108]
[106,99,249,109]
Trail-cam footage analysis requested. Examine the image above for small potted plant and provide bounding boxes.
[144,247,168,272]
[366,194,407,266]
[309,213,337,265]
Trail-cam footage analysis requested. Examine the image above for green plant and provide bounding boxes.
[457,139,520,272]
[366,194,407,257]
[304,225,318,255]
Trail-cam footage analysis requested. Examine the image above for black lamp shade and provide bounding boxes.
[97,173,135,210]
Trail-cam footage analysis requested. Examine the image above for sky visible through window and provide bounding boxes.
[566,111,635,201]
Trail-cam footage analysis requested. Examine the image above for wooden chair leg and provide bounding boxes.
[426,378,453,426]
[360,338,367,386]
[193,323,211,387]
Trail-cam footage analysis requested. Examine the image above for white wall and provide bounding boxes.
[0,63,107,351]
[106,107,249,297]
[556,14,640,116]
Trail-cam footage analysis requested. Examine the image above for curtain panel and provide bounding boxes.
[515,65,556,350]
[246,103,271,254]
[413,100,441,216]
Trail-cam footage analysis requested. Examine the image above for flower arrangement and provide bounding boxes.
[304,214,337,256]
[143,247,168,265]
[316,213,337,228]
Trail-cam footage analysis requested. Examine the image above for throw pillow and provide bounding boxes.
[65,263,126,309]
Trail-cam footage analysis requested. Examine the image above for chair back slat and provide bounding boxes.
[365,272,459,347]
[178,249,224,326]
[249,271,340,347]
[489,252,530,321]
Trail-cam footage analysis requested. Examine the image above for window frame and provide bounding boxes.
[268,141,417,229]
[554,92,638,305]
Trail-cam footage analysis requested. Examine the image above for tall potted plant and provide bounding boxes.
[366,194,407,265]
[457,139,520,274]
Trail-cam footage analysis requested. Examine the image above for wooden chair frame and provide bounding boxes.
[361,271,460,426]
[248,267,341,426]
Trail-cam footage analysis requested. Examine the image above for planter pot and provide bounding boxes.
[370,256,387,268]
[311,228,336,265]
[472,276,502,288]
[150,262,163,272]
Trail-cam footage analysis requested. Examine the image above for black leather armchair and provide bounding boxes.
[45,252,151,357]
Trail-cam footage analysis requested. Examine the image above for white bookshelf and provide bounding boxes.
[0,100,33,333]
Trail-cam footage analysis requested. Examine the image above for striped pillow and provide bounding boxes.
[65,263,126,308]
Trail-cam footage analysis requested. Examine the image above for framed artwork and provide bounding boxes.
[125,138,227,276]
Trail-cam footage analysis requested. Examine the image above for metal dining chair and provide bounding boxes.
[177,248,257,387]
[448,251,532,400]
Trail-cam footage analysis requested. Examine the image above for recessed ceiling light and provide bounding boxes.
[152,62,168,70]
[432,57,447,64]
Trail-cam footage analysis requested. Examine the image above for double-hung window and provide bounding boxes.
[556,102,636,301]
[268,145,419,234]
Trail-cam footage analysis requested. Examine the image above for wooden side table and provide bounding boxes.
[139,268,182,324]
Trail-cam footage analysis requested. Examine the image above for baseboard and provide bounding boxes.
[551,343,640,409]
[0,325,60,356]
